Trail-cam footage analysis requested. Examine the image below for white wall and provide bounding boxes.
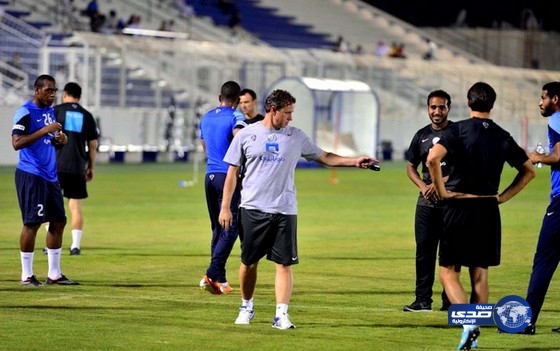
[0,106,192,166]
[1,106,19,165]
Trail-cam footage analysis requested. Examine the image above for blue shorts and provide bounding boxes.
[15,169,66,226]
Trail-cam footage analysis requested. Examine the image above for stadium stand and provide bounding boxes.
[189,0,335,49]
[0,0,558,165]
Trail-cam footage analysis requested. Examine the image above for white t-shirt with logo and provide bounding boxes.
[224,122,323,215]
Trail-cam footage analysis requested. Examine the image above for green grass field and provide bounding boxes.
[0,161,558,351]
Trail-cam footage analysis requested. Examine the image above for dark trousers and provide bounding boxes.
[526,195,560,325]
[204,173,241,283]
[414,203,444,303]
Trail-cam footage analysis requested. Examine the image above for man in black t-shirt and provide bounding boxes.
[54,82,99,256]
[235,88,264,129]
[404,90,452,313]
[427,82,535,350]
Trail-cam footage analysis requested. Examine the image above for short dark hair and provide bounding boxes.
[467,82,496,113]
[427,89,451,108]
[542,82,560,99]
[240,88,257,100]
[64,82,82,99]
[264,89,296,112]
[220,81,241,103]
[34,74,55,88]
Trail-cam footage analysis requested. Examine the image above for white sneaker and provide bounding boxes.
[234,307,255,325]
[272,315,296,330]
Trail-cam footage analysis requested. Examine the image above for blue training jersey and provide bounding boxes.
[548,111,560,199]
[200,106,244,173]
[12,100,58,182]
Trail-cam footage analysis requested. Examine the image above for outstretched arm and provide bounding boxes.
[316,151,378,169]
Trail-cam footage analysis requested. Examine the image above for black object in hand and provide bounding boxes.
[369,162,380,171]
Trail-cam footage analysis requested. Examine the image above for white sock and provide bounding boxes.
[242,298,254,310]
[276,303,288,318]
[20,251,34,281]
[71,229,83,249]
[47,248,62,280]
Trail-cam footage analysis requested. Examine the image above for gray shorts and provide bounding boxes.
[239,208,298,266]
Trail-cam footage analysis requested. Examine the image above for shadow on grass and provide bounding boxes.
[0,305,141,310]
[304,322,451,328]
[0,247,208,258]
[307,256,411,260]
[302,289,413,295]
[0,281,199,288]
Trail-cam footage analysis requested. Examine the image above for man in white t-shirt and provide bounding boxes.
[219,89,377,329]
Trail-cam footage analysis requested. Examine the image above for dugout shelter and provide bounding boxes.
[266,77,379,159]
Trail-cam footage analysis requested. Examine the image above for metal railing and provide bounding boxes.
[0,11,48,45]
[0,59,29,102]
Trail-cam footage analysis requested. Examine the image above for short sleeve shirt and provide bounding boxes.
[12,100,58,182]
[406,122,453,184]
[547,111,560,198]
[55,102,99,175]
[224,123,323,215]
[437,118,528,195]
[200,106,245,174]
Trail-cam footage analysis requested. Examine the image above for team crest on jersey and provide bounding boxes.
[251,135,256,141]
[432,137,440,145]
[268,134,278,142]
[483,121,489,128]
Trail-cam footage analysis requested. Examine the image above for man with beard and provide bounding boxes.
[404,90,452,313]
[523,81,560,334]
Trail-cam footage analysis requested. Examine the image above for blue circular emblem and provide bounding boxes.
[493,295,532,333]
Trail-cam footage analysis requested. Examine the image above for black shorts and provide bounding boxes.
[58,172,88,199]
[15,169,66,226]
[439,197,501,267]
[239,208,298,266]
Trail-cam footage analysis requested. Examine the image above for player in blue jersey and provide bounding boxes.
[54,82,99,256]
[12,74,79,286]
[218,89,377,329]
[198,81,245,294]
[523,81,560,334]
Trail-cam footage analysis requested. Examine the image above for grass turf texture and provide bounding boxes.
[0,161,558,351]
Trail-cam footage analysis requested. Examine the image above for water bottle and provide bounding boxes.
[535,143,545,168]
[178,180,194,187]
